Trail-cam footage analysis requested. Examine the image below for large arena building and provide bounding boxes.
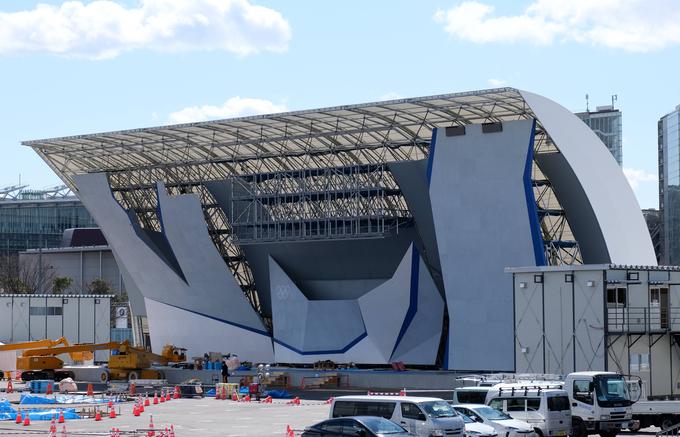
[24,88,656,371]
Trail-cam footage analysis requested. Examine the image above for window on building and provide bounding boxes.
[29,306,63,316]
[607,287,627,308]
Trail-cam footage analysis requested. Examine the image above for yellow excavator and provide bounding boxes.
[17,340,186,382]
[0,338,94,381]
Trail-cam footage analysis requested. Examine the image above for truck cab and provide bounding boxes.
[564,372,633,437]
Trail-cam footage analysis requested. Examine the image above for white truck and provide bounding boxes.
[454,372,634,437]
[626,379,680,430]
[563,372,633,437]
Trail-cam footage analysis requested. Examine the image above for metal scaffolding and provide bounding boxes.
[229,163,411,243]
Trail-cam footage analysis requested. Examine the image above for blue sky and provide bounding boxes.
[1,0,678,208]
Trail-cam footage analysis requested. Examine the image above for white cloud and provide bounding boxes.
[487,78,506,87]
[0,0,291,59]
[168,96,287,123]
[623,167,657,189]
[434,0,680,52]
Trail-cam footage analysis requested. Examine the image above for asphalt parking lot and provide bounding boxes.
[0,382,667,436]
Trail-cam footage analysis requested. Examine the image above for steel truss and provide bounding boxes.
[230,164,411,243]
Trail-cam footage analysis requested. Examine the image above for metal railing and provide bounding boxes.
[607,306,680,333]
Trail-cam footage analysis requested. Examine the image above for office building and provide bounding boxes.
[0,185,97,254]
[659,105,680,265]
[576,105,623,165]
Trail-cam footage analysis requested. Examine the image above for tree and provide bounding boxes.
[52,276,73,294]
[88,278,112,294]
[0,253,54,294]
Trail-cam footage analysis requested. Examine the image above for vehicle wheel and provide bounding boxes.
[534,428,544,437]
[598,431,617,437]
[99,370,109,383]
[572,418,588,437]
[628,421,641,432]
[661,416,675,430]
[128,371,139,381]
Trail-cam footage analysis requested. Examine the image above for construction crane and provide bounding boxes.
[0,337,93,378]
[18,340,186,382]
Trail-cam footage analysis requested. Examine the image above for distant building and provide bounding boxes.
[576,105,623,165]
[642,208,662,263]
[659,105,680,265]
[0,185,97,254]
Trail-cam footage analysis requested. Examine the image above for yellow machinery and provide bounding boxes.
[17,340,186,382]
[0,338,93,381]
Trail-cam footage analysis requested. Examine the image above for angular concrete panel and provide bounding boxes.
[269,257,366,354]
[430,120,538,371]
[390,254,444,365]
[74,173,273,362]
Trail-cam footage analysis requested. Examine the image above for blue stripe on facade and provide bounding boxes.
[151,299,272,337]
[389,246,420,359]
[523,119,547,266]
[426,128,438,185]
[273,332,368,356]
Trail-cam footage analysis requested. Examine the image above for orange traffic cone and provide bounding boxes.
[286,425,294,437]
[169,425,175,437]
[325,397,334,404]
[144,395,150,407]
[165,391,171,402]
[133,405,140,417]
[148,414,155,437]
[153,392,159,405]
[58,410,65,424]
[23,414,30,426]
[7,379,13,393]
[109,407,116,419]
[86,384,93,397]
[15,411,22,424]
[294,396,300,405]
[159,390,165,403]
[139,400,145,413]
[94,409,102,421]
[50,417,57,434]
[62,425,68,437]
[173,386,180,399]
[244,394,251,402]
[46,383,53,395]
[231,391,238,401]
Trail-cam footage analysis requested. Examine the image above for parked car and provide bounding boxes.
[302,416,415,436]
[484,384,571,437]
[453,404,536,437]
[458,411,499,437]
[331,395,465,437]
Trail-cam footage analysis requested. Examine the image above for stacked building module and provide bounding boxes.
[24,88,655,371]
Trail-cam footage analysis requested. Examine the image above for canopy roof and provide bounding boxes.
[24,88,533,187]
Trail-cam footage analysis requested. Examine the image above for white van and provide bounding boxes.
[331,395,465,437]
[484,384,571,437]
[453,387,493,405]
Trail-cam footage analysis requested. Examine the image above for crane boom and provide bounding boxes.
[22,342,123,357]
[0,338,70,352]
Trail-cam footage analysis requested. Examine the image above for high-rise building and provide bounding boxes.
[576,105,623,165]
[659,105,680,265]
[0,185,97,254]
